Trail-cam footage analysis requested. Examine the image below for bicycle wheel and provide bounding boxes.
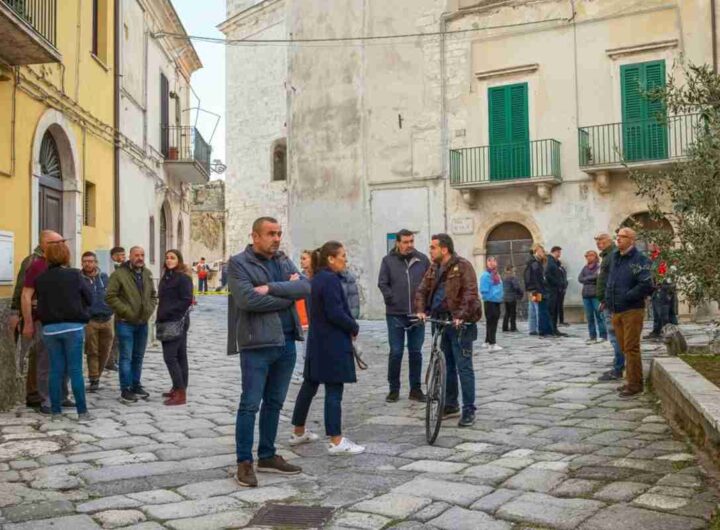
[425,349,446,445]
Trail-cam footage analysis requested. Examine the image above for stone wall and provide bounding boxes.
[190,181,226,264]
[0,300,23,411]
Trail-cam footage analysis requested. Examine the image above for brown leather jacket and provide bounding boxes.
[414,254,483,323]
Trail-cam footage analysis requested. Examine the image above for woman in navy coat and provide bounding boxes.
[290,241,365,455]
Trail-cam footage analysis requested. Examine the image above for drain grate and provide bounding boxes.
[249,504,335,528]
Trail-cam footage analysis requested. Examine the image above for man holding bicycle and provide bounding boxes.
[415,234,482,427]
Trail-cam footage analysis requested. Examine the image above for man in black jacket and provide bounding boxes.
[606,228,654,397]
[378,229,430,403]
[545,246,568,337]
[524,245,553,338]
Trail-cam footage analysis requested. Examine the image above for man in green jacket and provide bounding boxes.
[595,232,624,381]
[106,246,157,403]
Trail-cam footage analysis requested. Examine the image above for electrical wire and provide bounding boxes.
[153,17,568,47]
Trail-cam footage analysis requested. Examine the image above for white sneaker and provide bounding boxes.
[328,437,365,455]
[489,344,503,352]
[482,342,490,349]
[289,431,319,446]
[585,338,596,345]
[596,338,607,344]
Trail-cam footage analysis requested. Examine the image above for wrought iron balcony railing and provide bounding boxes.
[578,113,701,168]
[2,0,57,47]
[164,126,211,177]
[450,139,561,187]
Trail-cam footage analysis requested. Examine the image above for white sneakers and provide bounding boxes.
[488,344,503,352]
[328,437,365,455]
[289,430,320,446]
[482,342,490,348]
[585,338,596,345]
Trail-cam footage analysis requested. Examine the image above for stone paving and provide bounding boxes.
[0,296,718,529]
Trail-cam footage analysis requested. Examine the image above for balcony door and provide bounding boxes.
[621,60,667,162]
[489,83,530,180]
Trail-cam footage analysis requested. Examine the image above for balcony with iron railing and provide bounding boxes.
[163,126,211,184]
[449,139,562,204]
[0,0,60,65]
[578,113,701,171]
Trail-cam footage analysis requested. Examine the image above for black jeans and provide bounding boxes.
[291,380,344,436]
[484,301,501,344]
[652,288,675,334]
[161,324,189,390]
[546,288,561,333]
[558,289,567,323]
[502,301,517,331]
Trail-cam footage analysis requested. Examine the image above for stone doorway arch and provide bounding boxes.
[620,212,674,253]
[31,110,81,260]
[485,222,535,319]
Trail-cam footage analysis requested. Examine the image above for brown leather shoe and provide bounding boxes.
[616,384,628,392]
[257,455,301,475]
[236,461,257,487]
[619,388,643,398]
[162,388,175,398]
[164,388,186,406]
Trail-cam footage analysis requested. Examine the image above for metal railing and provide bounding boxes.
[450,139,561,186]
[578,113,701,167]
[164,126,211,175]
[2,0,57,47]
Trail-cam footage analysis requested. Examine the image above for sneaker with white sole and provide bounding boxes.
[596,338,607,344]
[328,437,365,455]
[585,338,597,345]
[289,430,320,446]
[482,342,490,349]
[489,344,503,352]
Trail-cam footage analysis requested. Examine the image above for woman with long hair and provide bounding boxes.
[35,241,93,421]
[480,256,504,351]
[289,241,365,455]
[157,249,194,406]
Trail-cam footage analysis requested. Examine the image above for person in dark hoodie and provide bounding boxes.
[545,246,568,337]
[157,250,194,406]
[502,265,524,332]
[35,241,93,421]
[524,244,553,338]
[81,252,114,392]
[377,229,430,403]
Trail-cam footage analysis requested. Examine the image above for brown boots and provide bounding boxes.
[163,388,186,406]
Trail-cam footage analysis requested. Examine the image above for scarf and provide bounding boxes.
[488,266,501,285]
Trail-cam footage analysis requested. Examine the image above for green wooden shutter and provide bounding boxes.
[644,61,667,159]
[621,61,667,161]
[489,83,529,180]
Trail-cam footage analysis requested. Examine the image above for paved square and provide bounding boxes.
[0,296,717,529]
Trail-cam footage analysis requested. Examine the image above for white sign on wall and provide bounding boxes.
[0,231,14,285]
[451,217,474,235]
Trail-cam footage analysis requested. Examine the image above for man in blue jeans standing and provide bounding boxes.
[227,217,310,488]
[415,234,483,427]
[105,246,156,403]
[378,229,430,403]
[595,233,625,381]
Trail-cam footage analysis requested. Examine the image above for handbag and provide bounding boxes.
[156,307,191,342]
[353,344,368,370]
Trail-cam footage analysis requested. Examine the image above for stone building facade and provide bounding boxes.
[190,180,226,287]
[221,0,719,319]
[119,0,209,278]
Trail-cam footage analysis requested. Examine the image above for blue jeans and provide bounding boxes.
[537,298,553,335]
[116,322,149,391]
[43,329,87,414]
[604,309,624,375]
[583,298,607,340]
[236,337,296,463]
[440,323,477,413]
[386,315,424,393]
[291,380,344,436]
[528,300,538,333]
[198,278,208,293]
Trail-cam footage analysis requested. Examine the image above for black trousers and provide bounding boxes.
[546,288,561,333]
[558,289,567,324]
[162,326,189,390]
[502,301,517,331]
[484,301,501,344]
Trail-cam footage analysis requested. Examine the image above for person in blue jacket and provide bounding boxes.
[290,241,365,456]
[479,256,504,351]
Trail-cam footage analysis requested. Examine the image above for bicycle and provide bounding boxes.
[406,316,467,445]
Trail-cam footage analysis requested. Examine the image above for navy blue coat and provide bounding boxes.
[606,246,654,313]
[305,268,360,384]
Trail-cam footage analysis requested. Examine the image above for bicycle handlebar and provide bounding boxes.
[403,315,469,330]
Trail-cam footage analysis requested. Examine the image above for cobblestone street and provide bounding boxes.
[0,295,718,529]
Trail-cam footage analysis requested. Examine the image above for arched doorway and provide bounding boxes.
[620,212,674,253]
[38,131,63,234]
[486,222,534,319]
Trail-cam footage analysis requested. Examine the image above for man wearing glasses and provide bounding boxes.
[604,228,654,398]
